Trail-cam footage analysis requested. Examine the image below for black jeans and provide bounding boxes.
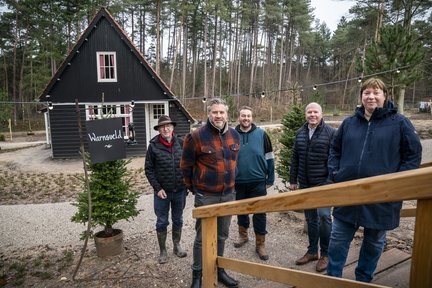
[235,181,267,235]
[192,192,235,271]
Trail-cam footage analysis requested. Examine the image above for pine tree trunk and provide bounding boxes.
[277,25,284,105]
[181,20,187,100]
[156,0,161,75]
[203,17,208,99]
[169,25,180,88]
[397,85,406,115]
[211,14,218,98]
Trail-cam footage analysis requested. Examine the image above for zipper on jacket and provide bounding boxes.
[357,121,371,178]
[220,133,227,193]
[171,152,177,192]
[355,121,371,227]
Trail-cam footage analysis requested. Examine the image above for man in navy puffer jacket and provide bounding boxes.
[327,78,422,282]
[290,102,336,272]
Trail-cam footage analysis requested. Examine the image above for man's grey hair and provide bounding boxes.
[207,98,228,113]
[305,102,322,112]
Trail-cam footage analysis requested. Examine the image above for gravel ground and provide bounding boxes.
[1,138,431,254]
[1,126,431,287]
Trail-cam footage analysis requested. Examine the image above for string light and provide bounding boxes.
[48,102,54,110]
[1,65,414,108]
[130,100,135,108]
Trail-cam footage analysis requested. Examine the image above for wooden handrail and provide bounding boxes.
[194,164,432,287]
[420,161,432,168]
[194,166,432,218]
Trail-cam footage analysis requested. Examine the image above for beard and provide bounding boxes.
[240,121,251,129]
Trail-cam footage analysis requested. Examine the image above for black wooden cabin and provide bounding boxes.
[39,7,194,159]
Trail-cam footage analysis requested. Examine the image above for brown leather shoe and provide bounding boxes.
[316,256,328,272]
[295,253,318,265]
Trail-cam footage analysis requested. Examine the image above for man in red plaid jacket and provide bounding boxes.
[181,98,240,288]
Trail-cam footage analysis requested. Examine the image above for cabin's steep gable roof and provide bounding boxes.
[38,8,184,107]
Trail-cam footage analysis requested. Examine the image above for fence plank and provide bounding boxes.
[400,207,416,217]
[193,167,432,218]
[410,198,432,288]
[202,217,218,287]
[218,257,388,288]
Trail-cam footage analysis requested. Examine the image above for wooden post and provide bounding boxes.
[410,198,432,288]
[270,106,272,123]
[8,118,12,141]
[202,217,218,287]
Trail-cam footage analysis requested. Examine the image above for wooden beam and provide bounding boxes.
[420,161,432,168]
[217,257,388,288]
[400,207,416,217]
[410,199,432,288]
[193,167,432,218]
[201,217,218,287]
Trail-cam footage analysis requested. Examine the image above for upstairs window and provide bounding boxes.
[97,52,117,82]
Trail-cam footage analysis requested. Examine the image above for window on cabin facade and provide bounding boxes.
[86,104,133,139]
[97,52,117,82]
[152,104,165,119]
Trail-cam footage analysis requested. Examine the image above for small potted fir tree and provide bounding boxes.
[71,156,140,257]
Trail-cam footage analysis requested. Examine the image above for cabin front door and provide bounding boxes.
[146,103,169,144]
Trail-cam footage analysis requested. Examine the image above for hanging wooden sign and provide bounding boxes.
[86,118,126,163]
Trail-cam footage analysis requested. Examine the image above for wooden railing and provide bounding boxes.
[193,165,432,288]
[400,162,431,218]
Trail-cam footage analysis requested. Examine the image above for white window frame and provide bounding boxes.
[96,51,117,82]
[151,104,166,121]
[85,103,133,139]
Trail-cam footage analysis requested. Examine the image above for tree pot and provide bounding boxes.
[94,228,124,257]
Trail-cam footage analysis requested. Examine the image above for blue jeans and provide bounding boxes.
[235,181,267,235]
[304,207,332,256]
[154,190,186,232]
[192,192,235,271]
[327,217,386,282]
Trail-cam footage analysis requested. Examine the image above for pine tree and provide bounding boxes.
[71,157,140,237]
[363,24,424,114]
[276,104,305,188]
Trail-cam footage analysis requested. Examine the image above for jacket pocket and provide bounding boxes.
[229,143,240,160]
[200,146,216,164]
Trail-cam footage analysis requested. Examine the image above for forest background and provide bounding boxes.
[0,0,431,131]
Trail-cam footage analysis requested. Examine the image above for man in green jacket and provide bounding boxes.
[234,106,275,261]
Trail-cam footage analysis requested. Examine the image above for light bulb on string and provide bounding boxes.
[130,100,135,108]
[358,77,362,83]
[48,102,53,110]
[313,85,317,91]
[396,68,400,74]
[202,97,207,103]
[261,91,265,98]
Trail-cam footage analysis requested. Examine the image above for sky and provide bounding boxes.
[310,0,356,32]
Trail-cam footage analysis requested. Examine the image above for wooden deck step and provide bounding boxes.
[254,247,411,288]
[373,259,411,287]
[343,248,411,280]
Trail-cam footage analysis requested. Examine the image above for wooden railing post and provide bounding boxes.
[202,216,218,287]
[410,198,432,288]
